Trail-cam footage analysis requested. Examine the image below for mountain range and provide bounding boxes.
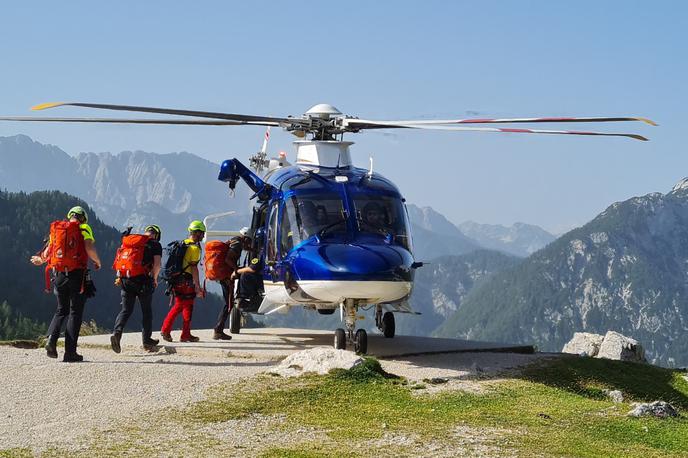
[437,179,688,367]
[0,134,554,259]
[458,221,556,257]
[0,135,251,240]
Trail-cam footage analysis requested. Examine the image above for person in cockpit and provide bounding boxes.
[361,201,388,234]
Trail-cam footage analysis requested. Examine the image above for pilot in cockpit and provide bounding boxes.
[361,201,389,234]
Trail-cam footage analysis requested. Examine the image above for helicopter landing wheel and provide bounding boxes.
[229,306,241,334]
[334,328,346,350]
[354,329,368,354]
[381,311,395,338]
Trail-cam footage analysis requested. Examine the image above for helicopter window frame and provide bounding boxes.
[249,203,269,262]
[279,199,295,255]
[266,201,279,262]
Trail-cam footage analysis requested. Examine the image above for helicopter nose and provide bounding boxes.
[291,242,413,281]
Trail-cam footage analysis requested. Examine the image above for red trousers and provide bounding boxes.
[161,284,195,338]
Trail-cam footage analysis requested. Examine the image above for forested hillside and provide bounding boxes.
[0,190,230,338]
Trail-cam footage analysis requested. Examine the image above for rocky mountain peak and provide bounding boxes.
[669,177,688,195]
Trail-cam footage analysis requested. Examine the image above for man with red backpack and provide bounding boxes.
[110,224,163,353]
[206,227,251,340]
[30,206,102,362]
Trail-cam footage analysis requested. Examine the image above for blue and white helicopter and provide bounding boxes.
[0,102,655,353]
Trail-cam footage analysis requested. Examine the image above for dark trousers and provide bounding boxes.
[113,278,154,342]
[47,269,87,354]
[213,279,234,332]
[237,271,262,299]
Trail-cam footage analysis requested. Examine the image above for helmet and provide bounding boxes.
[144,224,162,240]
[67,206,88,223]
[239,227,249,236]
[188,220,207,233]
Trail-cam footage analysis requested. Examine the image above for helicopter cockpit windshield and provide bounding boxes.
[352,194,411,250]
[284,194,347,245]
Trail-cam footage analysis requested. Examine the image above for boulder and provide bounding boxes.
[562,332,604,357]
[596,331,646,362]
[272,347,364,377]
[627,401,678,418]
[607,390,624,403]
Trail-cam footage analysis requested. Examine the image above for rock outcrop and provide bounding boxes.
[562,332,605,357]
[597,331,646,363]
[562,331,645,362]
[272,347,364,377]
[628,401,678,418]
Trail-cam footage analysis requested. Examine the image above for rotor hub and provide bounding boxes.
[304,103,342,119]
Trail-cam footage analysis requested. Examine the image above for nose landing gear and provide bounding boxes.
[332,299,368,354]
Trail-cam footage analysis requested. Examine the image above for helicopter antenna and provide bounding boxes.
[248,127,271,173]
[367,156,374,178]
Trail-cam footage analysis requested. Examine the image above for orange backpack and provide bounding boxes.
[204,240,231,281]
[113,234,150,278]
[47,220,88,272]
[44,220,88,291]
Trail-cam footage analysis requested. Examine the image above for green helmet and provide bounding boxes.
[67,206,88,223]
[188,220,206,233]
[144,224,162,240]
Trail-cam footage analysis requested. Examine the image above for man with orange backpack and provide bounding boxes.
[110,224,163,353]
[30,206,102,362]
[206,227,251,340]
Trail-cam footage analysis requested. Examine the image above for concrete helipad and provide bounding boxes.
[79,327,534,359]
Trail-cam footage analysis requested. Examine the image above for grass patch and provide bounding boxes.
[519,356,688,409]
[0,448,33,458]
[0,340,40,349]
[183,356,688,457]
[26,356,688,457]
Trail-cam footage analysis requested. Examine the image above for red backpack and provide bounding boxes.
[47,220,88,272]
[113,234,150,278]
[204,240,231,281]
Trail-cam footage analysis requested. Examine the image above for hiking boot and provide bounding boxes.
[45,341,58,359]
[143,337,160,347]
[142,337,160,352]
[212,331,232,341]
[160,332,173,342]
[63,352,84,363]
[180,335,200,343]
[110,333,122,354]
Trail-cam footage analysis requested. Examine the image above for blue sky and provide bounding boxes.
[0,1,685,233]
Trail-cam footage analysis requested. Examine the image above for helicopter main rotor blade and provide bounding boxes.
[345,116,657,128]
[0,116,279,126]
[360,122,649,141]
[32,102,290,124]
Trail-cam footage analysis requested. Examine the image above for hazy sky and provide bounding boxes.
[0,1,685,233]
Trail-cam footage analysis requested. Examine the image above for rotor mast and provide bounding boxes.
[290,104,354,169]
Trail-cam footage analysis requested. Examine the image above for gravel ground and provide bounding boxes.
[0,341,555,455]
[0,345,275,453]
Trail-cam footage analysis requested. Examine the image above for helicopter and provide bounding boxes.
[0,102,655,353]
